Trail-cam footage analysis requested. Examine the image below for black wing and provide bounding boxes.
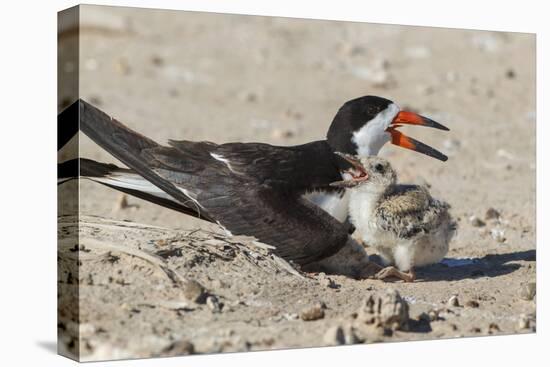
[167,139,343,193]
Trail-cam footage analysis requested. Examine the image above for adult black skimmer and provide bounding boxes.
[331,154,457,281]
[58,96,449,266]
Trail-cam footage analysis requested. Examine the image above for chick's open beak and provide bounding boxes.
[386,110,449,162]
[330,152,369,188]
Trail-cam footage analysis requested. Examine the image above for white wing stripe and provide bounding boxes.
[88,172,203,209]
[210,153,236,173]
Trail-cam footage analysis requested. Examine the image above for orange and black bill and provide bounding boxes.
[392,111,450,131]
[387,111,449,162]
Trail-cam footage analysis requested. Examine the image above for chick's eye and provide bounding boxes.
[374,163,384,173]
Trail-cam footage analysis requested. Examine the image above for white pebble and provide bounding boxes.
[490,228,506,243]
[404,46,431,59]
[323,326,345,345]
[471,34,501,52]
[468,215,485,227]
[84,58,98,71]
[447,295,460,307]
[206,295,222,313]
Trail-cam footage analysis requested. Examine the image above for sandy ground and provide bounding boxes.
[58,5,536,361]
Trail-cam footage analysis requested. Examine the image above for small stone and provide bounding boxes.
[220,329,235,337]
[485,208,501,220]
[318,273,337,288]
[470,327,481,333]
[445,71,458,83]
[443,139,461,155]
[427,309,442,321]
[283,313,299,320]
[469,215,485,227]
[415,176,431,189]
[349,66,394,88]
[89,95,103,106]
[372,58,391,70]
[206,295,222,313]
[162,339,195,356]
[249,118,271,131]
[478,227,490,237]
[465,300,480,308]
[115,58,131,75]
[490,228,506,243]
[404,46,431,59]
[317,301,327,309]
[488,323,500,333]
[156,239,168,246]
[114,194,129,210]
[518,314,531,329]
[211,279,228,289]
[471,33,501,52]
[238,90,259,103]
[284,109,303,120]
[339,43,367,57]
[151,55,164,67]
[183,280,206,303]
[496,149,515,160]
[271,128,295,139]
[447,295,460,307]
[323,326,345,345]
[358,289,410,331]
[519,282,536,300]
[300,303,325,321]
[417,85,435,95]
[343,326,359,344]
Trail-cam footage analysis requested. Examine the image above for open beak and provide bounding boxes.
[330,152,369,188]
[386,111,449,162]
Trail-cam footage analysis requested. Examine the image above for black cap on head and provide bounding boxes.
[326,95,393,154]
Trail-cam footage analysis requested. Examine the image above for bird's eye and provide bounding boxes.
[374,163,384,173]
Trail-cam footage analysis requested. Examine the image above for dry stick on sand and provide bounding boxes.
[59,215,307,281]
[81,238,191,286]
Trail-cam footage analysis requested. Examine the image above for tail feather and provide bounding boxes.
[59,158,213,221]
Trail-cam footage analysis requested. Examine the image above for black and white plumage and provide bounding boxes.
[331,154,456,281]
[58,96,449,267]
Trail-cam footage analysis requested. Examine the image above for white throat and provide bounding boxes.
[348,186,385,231]
[352,103,400,156]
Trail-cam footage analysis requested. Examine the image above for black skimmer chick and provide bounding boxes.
[58,96,449,268]
[331,154,457,281]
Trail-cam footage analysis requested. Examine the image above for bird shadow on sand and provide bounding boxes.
[413,249,536,282]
